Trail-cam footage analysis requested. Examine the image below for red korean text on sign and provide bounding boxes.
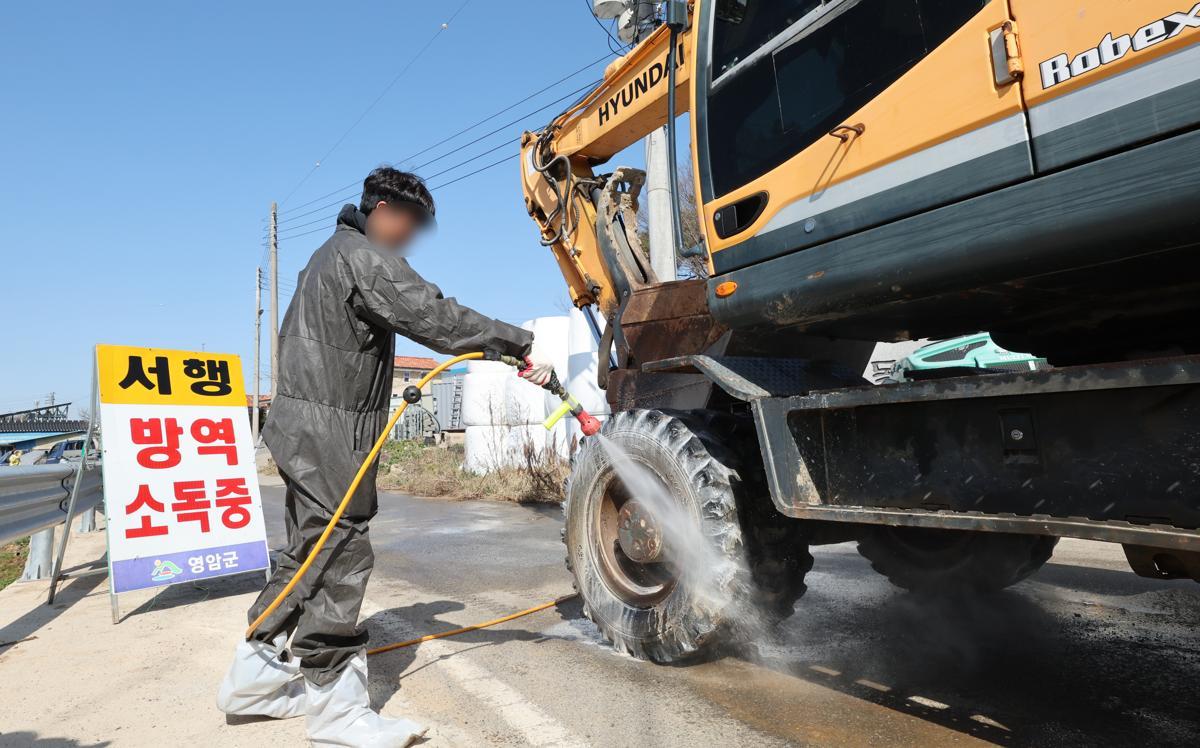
[215,477,253,529]
[172,480,212,533]
[130,417,183,469]
[192,418,238,465]
[125,484,168,539]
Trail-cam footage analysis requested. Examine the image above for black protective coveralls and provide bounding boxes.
[248,205,532,684]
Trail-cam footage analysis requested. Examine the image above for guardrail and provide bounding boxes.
[0,464,103,547]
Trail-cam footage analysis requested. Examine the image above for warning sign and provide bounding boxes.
[97,345,269,594]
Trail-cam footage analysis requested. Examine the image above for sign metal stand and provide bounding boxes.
[96,344,271,623]
[46,355,101,607]
[47,346,272,624]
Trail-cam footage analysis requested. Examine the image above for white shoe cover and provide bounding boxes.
[305,653,426,747]
[216,633,305,719]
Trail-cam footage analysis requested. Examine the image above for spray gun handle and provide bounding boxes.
[504,352,563,395]
[544,400,575,431]
[499,353,556,392]
[542,385,602,436]
[484,349,601,436]
[492,351,591,432]
[515,359,562,393]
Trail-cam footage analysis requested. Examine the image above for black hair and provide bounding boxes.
[360,166,435,220]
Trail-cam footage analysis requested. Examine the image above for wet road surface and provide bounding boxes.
[261,486,1200,747]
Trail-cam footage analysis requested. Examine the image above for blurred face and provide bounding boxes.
[364,200,425,252]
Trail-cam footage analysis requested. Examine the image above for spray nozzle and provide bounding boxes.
[576,410,602,436]
[544,398,602,436]
[539,370,602,436]
[505,360,604,437]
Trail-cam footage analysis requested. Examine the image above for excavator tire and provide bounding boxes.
[672,409,812,623]
[563,409,811,663]
[857,527,1058,594]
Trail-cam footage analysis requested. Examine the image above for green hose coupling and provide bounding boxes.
[483,350,525,369]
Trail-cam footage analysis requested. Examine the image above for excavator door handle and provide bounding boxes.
[829,123,865,143]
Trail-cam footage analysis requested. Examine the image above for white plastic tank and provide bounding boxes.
[463,424,547,474]
[461,367,514,427]
[463,425,501,474]
[462,316,573,473]
[514,320,554,426]
[544,418,572,459]
[523,316,571,415]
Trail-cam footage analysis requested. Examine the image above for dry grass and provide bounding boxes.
[377,440,568,504]
[0,538,29,591]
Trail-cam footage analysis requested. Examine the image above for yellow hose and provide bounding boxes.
[245,352,575,654]
[366,594,578,656]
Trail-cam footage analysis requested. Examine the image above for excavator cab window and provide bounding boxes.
[704,0,989,198]
[712,0,821,75]
[714,0,749,25]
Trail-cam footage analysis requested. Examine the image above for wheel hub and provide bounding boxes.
[593,460,677,607]
[617,501,664,563]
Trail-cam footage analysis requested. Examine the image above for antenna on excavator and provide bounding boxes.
[593,0,660,44]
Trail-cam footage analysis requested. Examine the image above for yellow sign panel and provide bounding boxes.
[97,344,247,406]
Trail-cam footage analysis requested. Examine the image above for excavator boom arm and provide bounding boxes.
[520,14,694,314]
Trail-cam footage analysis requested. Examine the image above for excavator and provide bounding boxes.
[520,0,1200,661]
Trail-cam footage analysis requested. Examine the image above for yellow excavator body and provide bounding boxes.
[524,0,1200,362]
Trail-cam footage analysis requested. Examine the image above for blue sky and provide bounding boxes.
[1,1,643,415]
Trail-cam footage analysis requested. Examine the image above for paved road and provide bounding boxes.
[261,487,1200,747]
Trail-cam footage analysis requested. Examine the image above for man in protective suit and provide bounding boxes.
[217,167,553,746]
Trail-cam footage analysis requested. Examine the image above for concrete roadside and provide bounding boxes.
[0,478,778,748]
[6,473,1196,747]
[0,513,306,747]
[0,469,537,748]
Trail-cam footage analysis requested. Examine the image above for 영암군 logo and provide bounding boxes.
[151,559,183,582]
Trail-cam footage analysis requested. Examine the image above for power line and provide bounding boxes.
[271,59,602,248]
[272,211,339,236]
[273,79,597,232]
[276,78,599,229]
[410,80,598,173]
[276,152,515,244]
[275,53,613,220]
[427,154,513,191]
[276,224,333,242]
[399,59,611,168]
[275,133,520,241]
[275,71,600,241]
[276,0,474,208]
[422,138,517,183]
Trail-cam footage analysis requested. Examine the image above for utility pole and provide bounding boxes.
[253,266,263,442]
[269,202,279,400]
[645,126,677,283]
